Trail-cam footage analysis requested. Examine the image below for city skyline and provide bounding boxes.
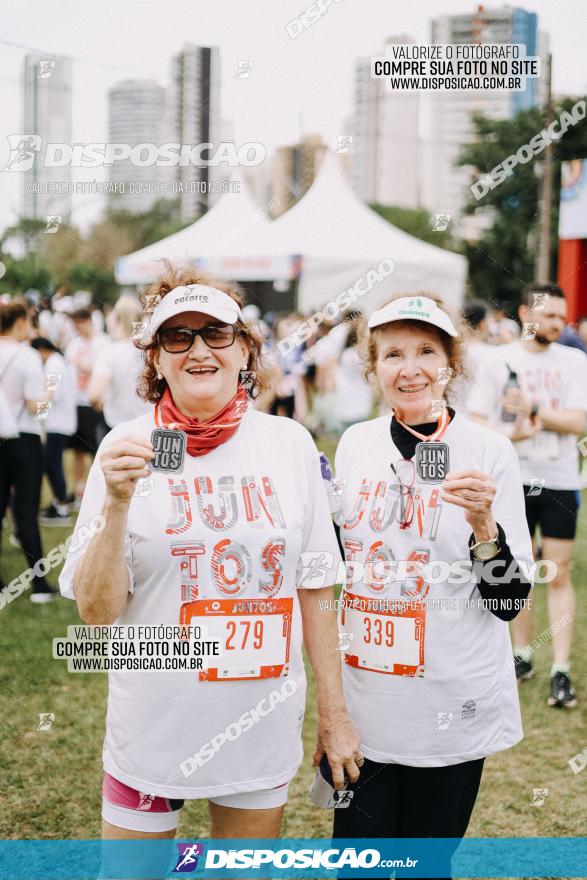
[0,0,584,234]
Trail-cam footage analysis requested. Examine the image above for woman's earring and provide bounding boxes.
[239,369,255,390]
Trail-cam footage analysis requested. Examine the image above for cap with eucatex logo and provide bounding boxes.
[148,285,243,337]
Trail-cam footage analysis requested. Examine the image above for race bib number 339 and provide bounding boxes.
[341,590,426,677]
[180,597,293,682]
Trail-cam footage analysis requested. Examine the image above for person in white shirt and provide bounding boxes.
[269,314,307,421]
[48,292,76,350]
[88,295,152,429]
[330,294,533,875]
[30,338,77,527]
[334,321,373,431]
[59,269,360,843]
[449,300,494,415]
[0,301,57,601]
[65,308,110,504]
[466,283,587,709]
[487,301,521,344]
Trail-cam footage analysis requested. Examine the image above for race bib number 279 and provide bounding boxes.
[180,596,293,682]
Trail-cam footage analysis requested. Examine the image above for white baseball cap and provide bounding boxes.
[367,295,458,337]
[149,284,243,337]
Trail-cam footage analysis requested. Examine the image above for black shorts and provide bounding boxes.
[69,405,101,454]
[523,486,580,540]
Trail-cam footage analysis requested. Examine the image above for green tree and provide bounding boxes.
[76,198,187,277]
[38,223,84,282]
[0,255,52,296]
[0,218,53,296]
[458,97,587,303]
[67,261,117,307]
[105,197,185,252]
[0,198,189,300]
[0,218,46,255]
[369,204,460,252]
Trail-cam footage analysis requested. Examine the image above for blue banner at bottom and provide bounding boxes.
[0,838,586,878]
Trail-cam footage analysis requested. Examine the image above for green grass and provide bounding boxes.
[1,447,586,845]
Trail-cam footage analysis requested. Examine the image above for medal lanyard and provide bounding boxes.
[390,405,450,530]
[392,404,451,442]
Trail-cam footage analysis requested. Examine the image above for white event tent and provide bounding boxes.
[239,151,467,313]
[116,154,467,312]
[114,176,297,286]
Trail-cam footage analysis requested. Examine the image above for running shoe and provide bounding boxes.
[514,654,534,681]
[30,585,60,604]
[39,504,72,527]
[548,672,577,708]
[8,533,21,549]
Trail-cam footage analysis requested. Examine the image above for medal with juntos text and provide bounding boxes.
[393,404,451,483]
[415,441,450,483]
[150,428,187,474]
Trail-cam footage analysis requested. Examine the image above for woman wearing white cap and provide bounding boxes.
[331,293,534,876]
[59,267,360,841]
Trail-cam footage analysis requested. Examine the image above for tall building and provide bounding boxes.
[351,36,420,208]
[271,134,327,217]
[22,53,72,222]
[169,44,221,221]
[107,79,166,214]
[425,5,545,223]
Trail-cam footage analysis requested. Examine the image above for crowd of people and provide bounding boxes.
[1,273,586,872]
[0,289,149,600]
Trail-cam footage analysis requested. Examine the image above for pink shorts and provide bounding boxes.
[102,772,289,832]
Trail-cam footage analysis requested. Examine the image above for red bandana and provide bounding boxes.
[156,385,249,457]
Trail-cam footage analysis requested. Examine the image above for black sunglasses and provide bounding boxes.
[158,324,237,353]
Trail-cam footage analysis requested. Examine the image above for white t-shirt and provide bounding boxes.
[59,407,342,798]
[91,340,152,428]
[48,311,76,350]
[334,347,373,424]
[65,333,110,406]
[488,317,520,342]
[44,352,77,436]
[0,339,44,436]
[449,340,493,415]
[312,324,348,368]
[334,413,533,768]
[466,342,587,490]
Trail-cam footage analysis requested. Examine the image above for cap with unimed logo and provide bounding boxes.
[367,295,458,337]
[148,285,243,337]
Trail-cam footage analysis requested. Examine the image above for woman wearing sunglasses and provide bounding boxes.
[59,267,360,842]
[331,294,534,877]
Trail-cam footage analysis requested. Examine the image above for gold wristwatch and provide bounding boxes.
[470,533,500,561]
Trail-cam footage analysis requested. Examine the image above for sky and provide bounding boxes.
[0,0,585,234]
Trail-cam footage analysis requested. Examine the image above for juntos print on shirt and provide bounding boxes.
[338,475,447,677]
[341,476,444,599]
[164,474,288,601]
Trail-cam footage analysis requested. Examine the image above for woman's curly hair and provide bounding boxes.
[135,262,266,403]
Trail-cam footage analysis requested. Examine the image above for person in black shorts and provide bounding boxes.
[524,487,579,543]
[64,308,109,504]
[468,283,587,708]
